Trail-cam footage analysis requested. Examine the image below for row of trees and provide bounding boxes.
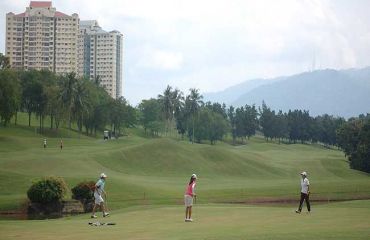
[138,86,229,144]
[2,64,367,149]
[138,86,369,172]
[138,86,349,147]
[1,62,369,172]
[0,66,136,136]
[138,86,368,168]
[259,102,345,146]
[228,104,258,143]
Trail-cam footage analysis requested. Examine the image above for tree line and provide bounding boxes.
[258,101,346,146]
[138,86,229,144]
[138,85,368,172]
[137,86,348,147]
[1,61,368,172]
[0,59,136,136]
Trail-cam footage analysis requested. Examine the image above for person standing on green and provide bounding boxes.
[91,173,110,218]
[296,171,311,214]
[184,174,197,222]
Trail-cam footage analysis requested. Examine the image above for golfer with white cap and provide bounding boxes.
[184,174,197,222]
[296,171,311,213]
[91,173,110,218]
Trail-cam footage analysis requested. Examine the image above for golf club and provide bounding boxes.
[104,192,110,212]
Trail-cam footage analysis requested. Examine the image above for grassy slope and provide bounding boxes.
[1,114,370,239]
[0,114,369,211]
[0,200,369,240]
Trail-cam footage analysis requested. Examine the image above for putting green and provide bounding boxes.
[1,201,370,240]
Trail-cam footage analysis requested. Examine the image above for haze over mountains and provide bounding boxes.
[204,67,370,118]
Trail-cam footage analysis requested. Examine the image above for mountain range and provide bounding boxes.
[203,67,370,118]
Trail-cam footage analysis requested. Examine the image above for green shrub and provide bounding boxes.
[27,176,68,204]
[71,181,95,202]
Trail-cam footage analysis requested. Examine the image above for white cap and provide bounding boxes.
[100,173,107,178]
[191,174,197,179]
[300,171,307,176]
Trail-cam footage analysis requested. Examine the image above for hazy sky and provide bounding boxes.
[1,0,370,105]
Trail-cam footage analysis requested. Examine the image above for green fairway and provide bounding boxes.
[0,116,370,239]
[1,201,370,240]
[0,118,370,211]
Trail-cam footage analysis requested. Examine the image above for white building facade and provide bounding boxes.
[79,20,123,99]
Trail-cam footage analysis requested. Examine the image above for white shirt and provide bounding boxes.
[95,179,105,195]
[301,178,310,194]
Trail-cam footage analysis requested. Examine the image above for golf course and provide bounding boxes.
[0,115,370,239]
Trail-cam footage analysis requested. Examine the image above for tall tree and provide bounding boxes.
[287,109,312,143]
[0,69,20,126]
[235,106,246,141]
[227,106,237,144]
[20,70,43,127]
[108,97,136,136]
[171,88,184,135]
[193,107,229,144]
[158,85,173,135]
[82,80,110,136]
[73,77,90,134]
[59,72,78,129]
[244,104,258,139]
[138,98,163,136]
[186,88,203,143]
[259,101,276,141]
[37,70,57,132]
[175,105,187,138]
[275,110,289,143]
[44,84,61,129]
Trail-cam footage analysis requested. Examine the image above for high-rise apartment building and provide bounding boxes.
[79,20,123,99]
[5,1,79,73]
[5,1,123,99]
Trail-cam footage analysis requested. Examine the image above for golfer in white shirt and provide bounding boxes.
[296,171,311,213]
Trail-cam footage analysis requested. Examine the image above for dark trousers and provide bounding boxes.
[298,192,310,212]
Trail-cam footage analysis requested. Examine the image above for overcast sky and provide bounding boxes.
[1,0,370,105]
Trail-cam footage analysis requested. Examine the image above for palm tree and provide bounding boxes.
[171,88,184,137]
[158,85,173,135]
[171,88,184,116]
[59,72,78,129]
[187,88,203,143]
[73,78,90,134]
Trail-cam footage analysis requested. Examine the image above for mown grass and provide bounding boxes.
[0,200,369,240]
[0,113,369,211]
[1,112,370,239]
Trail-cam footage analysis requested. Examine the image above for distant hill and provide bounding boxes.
[203,77,285,104]
[204,67,370,118]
